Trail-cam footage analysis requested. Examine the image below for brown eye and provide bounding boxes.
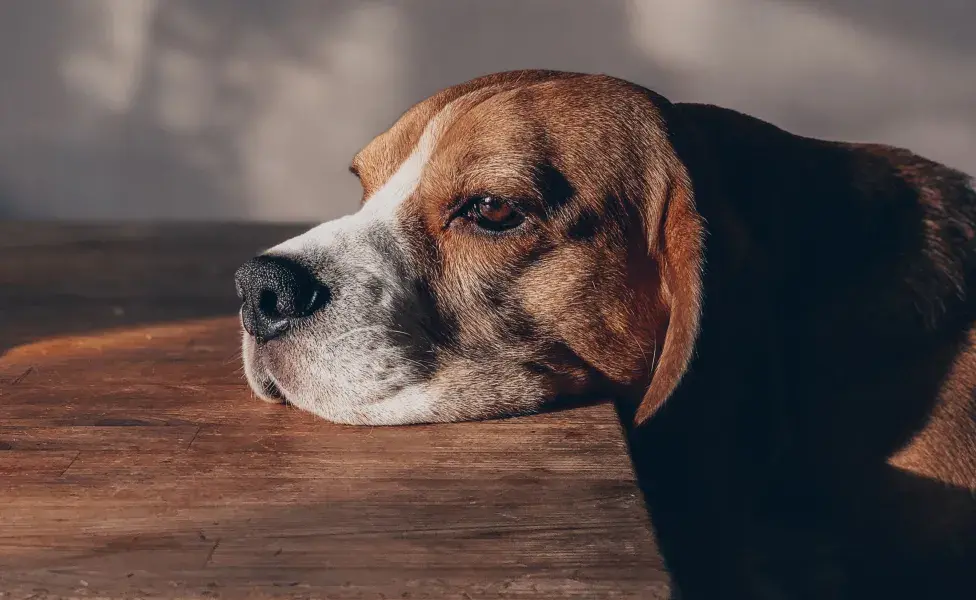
[466,196,524,231]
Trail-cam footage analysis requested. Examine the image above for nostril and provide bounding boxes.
[258,289,281,319]
[305,284,331,315]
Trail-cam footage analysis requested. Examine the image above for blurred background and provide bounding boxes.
[0,0,973,222]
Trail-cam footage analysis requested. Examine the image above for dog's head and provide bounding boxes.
[237,70,704,425]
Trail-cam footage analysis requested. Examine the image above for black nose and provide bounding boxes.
[234,255,329,342]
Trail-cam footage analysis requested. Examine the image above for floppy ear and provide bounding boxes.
[634,174,705,426]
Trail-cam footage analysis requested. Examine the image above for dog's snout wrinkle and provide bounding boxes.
[235,255,330,343]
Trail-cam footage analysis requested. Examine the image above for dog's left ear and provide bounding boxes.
[634,170,705,426]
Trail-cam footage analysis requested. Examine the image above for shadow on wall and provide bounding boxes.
[0,0,973,222]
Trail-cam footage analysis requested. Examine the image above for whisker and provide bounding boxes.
[397,356,434,371]
[330,325,390,346]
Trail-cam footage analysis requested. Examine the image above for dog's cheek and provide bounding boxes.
[421,257,558,417]
[519,243,659,387]
[428,348,558,419]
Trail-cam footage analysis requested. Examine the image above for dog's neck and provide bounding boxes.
[623,102,976,598]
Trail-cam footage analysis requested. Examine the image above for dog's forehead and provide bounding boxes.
[342,70,674,245]
[351,97,498,196]
[351,71,594,197]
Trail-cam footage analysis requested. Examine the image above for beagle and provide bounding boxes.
[236,70,976,598]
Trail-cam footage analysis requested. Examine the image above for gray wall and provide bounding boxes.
[1,0,973,222]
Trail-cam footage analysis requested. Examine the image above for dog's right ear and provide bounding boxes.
[633,164,706,427]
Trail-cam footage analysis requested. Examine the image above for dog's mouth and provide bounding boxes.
[260,376,288,404]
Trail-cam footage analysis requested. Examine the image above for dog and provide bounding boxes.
[236,70,976,598]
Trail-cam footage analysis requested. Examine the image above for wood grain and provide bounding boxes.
[0,224,670,599]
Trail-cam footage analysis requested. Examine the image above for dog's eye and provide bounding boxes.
[466,196,524,231]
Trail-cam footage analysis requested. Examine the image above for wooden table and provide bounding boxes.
[0,224,670,599]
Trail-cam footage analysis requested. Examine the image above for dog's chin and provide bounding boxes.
[241,332,439,425]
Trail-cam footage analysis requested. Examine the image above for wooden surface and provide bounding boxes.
[0,223,670,599]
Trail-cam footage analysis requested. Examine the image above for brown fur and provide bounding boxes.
[349,70,976,597]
